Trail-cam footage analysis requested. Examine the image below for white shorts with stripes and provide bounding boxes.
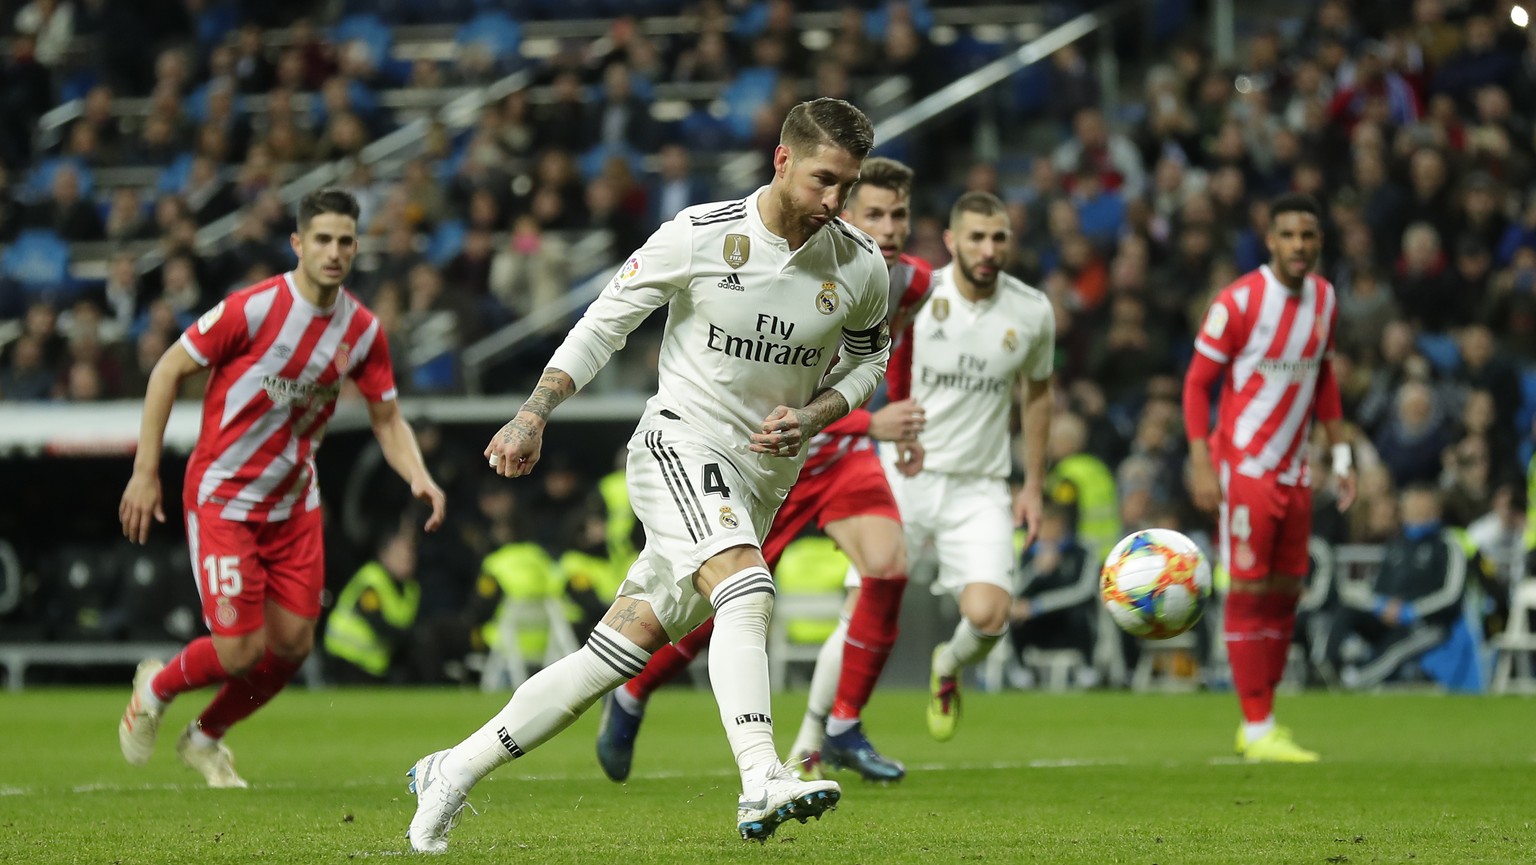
[885,459,1017,597]
[615,418,782,641]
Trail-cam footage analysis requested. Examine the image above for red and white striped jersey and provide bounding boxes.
[179,272,397,522]
[801,253,933,476]
[1193,265,1337,486]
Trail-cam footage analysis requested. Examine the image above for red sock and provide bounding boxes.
[1223,590,1273,723]
[1260,592,1300,691]
[623,617,715,701]
[831,575,907,721]
[151,637,228,702]
[196,650,301,739]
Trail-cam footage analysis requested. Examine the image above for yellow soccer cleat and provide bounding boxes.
[1243,727,1320,763]
[926,644,961,742]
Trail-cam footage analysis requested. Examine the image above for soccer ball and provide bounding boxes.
[1100,529,1213,640]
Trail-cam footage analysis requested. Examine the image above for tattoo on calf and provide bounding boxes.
[605,600,641,631]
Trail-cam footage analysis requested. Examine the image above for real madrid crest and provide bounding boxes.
[719,507,740,529]
[1003,329,1018,352]
[724,234,751,269]
[932,298,950,322]
[816,283,839,315]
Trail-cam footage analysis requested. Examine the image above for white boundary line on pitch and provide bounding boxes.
[0,757,1141,795]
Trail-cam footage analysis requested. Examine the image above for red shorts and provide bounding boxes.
[1219,462,1311,581]
[762,447,901,567]
[184,504,325,636]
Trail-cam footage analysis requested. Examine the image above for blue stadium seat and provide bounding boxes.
[579,143,644,183]
[721,68,779,142]
[456,10,523,62]
[1415,333,1462,376]
[194,0,241,46]
[21,157,94,204]
[332,14,394,73]
[156,153,196,195]
[1,230,73,296]
[864,0,935,38]
[1517,368,1536,436]
[426,219,467,266]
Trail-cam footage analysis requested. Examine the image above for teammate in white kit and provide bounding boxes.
[116,188,446,787]
[405,98,891,851]
[897,191,1055,741]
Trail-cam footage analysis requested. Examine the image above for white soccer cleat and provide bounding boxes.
[175,724,249,788]
[736,762,840,842]
[118,659,165,766]
[407,750,468,854]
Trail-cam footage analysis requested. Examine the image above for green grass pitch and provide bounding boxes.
[1,687,1532,864]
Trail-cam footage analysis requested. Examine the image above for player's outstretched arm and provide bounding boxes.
[368,398,446,531]
[486,367,576,477]
[120,342,203,544]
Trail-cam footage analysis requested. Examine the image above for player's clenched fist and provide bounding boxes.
[750,405,804,458]
[486,411,544,478]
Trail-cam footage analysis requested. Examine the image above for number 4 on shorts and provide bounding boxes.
[702,463,731,498]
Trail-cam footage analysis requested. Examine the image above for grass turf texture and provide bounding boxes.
[1,688,1532,864]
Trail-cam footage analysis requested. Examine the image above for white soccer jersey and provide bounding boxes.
[907,265,1054,478]
[549,187,891,495]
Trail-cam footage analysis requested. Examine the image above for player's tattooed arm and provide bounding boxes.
[793,387,851,438]
[486,367,575,477]
[751,388,849,457]
[518,367,577,422]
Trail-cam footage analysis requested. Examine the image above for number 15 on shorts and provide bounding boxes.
[202,555,244,597]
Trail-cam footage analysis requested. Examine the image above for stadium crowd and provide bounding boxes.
[2,0,1534,686]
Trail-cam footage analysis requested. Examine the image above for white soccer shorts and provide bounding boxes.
[615,418,781,640]
[886,466,1017,596]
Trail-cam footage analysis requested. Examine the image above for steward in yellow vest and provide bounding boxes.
[324,529,420,683]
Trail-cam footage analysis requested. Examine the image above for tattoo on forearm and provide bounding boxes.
[794,388,851,437]
[520,368,576,420]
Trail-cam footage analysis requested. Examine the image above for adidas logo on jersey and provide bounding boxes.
[716,273,745,291]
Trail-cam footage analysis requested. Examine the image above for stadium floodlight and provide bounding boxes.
[1515,6,1530,28]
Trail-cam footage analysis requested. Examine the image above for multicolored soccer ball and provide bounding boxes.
[1100,529,1213,640]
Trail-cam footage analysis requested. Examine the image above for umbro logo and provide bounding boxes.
[274,344,292,359]
[716,273,745,291]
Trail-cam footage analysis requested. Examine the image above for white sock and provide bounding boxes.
[440,623,649,791]
[825,715,858,737]
[935,619,1006,678]
[139,679,166,714]
[1244,716,1276,743]
[707,567,781,784]
[189,725,219,748]
[613,684,645,716]
[789,616,848,755]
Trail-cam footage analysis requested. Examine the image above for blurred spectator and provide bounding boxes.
[1054,107,1147,198]
[586,62,657,152]
[649,143,709,224]
[444,228,495,298]
[1375,380,1452,487]
[24,163,102,241]
[14,0,75,69]
[0,334,55,401]
[1454,324,1522,437]
[1337,266,1400,361]
[489,215,570,327]
[1393,222,1449,330]
[0,162,21,243]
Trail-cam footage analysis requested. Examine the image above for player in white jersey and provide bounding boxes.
[405,99,891,851]
[895,191,1055,741]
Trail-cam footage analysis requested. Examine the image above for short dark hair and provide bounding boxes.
[948,190,1008,229]
[780,98,874,161]
[297,187,360,231]
[1269,192,1321,225]
[855,156,914,200]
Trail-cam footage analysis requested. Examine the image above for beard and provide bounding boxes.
[958,255,1000,290]
[777,185,829,235]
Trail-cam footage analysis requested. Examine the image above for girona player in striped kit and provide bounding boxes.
[117,188,446,787]
[1183,193,1357,763]
[594,157,931,784]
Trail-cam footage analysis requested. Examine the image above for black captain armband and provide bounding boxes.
[842,321,890,356]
